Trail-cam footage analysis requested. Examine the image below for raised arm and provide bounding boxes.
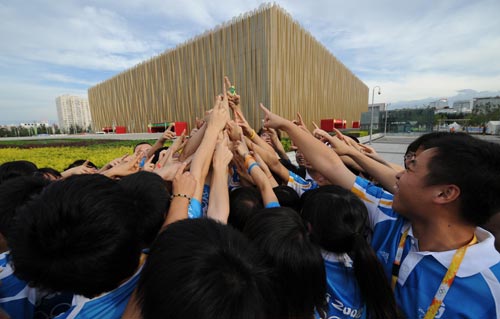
[260,104,356,190]
[207,133,233,223]
[147,124,176,158]
[235,138,279,207]
[247,138,289,183]
[190,90,230,202]
[163,162,196,227]
[313,124,398,192]
[267,127,290,161]
[178,121,207,161]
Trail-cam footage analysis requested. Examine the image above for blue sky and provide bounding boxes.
[1,0,499,124]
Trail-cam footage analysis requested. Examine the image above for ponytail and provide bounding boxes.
[351,235,401,319]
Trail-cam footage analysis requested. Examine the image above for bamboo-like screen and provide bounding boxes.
[88,4,367,133]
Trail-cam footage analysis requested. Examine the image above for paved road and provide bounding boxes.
[369,136,416,167]
[369,134,500,167]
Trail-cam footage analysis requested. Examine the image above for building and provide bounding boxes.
[360,103,386,130]
[473,96,500,114]
[56,95,92,132]
[452,100,472,114]
[429,98,449,109]
[88,4,367,133]
[435,107,457,115]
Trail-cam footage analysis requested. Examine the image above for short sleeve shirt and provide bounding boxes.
[352,176,500,319]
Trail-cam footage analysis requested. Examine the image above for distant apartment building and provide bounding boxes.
[56,95,92,131]
[430,99,449,109]
[452,100,472,113]
[473,96,500,114]
[435,107,457,115]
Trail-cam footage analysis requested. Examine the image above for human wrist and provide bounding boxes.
[170,193,192,201]
[246,129,256,140]
[247,162,260,174]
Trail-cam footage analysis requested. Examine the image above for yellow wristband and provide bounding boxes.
[248,130,256,140]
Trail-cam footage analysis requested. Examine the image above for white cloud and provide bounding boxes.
[367,73,500,103]
[1,0,500,123]
[0,2,153,71]
[42,73,95,86]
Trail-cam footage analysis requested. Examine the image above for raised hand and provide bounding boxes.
[224,76,241,112]
[208,85,230,131]
[161,124,176,141]
[103,154,141,178]
[226,120,243,142]
[141,155,155,172]
[234,110,253,136]
[195,116,205,130]
[259,103,289,130]
[212,133,233,170]
[312,121,330,140]
[172,162,196,198]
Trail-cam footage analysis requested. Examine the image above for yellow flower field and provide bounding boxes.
[0,146,135,171]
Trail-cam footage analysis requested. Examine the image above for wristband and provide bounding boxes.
[244,155,255,167]
[247,162,260,174]
[170,193,192,201]
[248,129,256,140]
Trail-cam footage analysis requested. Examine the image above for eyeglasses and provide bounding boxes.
[404,152,416,161]
[404,152,416,169]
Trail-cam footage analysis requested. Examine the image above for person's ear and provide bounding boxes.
[434,185,460,204]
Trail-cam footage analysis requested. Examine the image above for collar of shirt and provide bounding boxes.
[321,250,353,268]
[403,225,499,278]
[305,169,314,182]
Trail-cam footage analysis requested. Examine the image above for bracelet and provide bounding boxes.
[244,155,255,167]
[248,130,256,140]
[247,162,260,174]
[170,193,192,201]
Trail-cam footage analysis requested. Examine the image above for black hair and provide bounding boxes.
[405,132,450,155]
[273,185,300,212]
[118,171,170,247]
[0,176,50,241]
[228,187,263,231]
[243,207,327,319]
[257,127,281,140]
[424,133,500,226]
[137,218,275,319]
[34,167,62,180]
[0,160,38,185]
[345,134,360,144]
[9,174,142,298]
[151,146,169,164]
[133,142,152,153]
[64,159,98,170]
[301,185,400,319]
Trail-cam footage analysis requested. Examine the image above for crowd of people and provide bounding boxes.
[1,76,499,319]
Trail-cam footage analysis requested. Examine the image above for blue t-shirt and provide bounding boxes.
[321,252,365,319]
[287,170,318,196]
[187,185,210,219]
[54,267,142,319]
[352,176,500,319]
[0,251,36,319]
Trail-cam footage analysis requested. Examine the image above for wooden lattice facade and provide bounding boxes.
[88,4,368,133]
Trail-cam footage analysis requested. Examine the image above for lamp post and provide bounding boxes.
[369,86,381,144]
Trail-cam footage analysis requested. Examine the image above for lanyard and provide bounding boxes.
[391,227,477,319]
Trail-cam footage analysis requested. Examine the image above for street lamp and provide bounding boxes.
[369,86,381,144]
